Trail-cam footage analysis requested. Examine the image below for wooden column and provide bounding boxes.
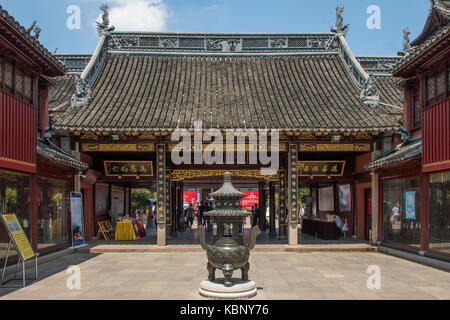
[258,182,265,231]
[278,169,287,239]
[177,182,184,231]
[288,143,299,245]
[269,182,276,236]
[156,144,166,246]
[30,173,38,251]
[420,173,430,252]
[165,169,172,239]
[170,182,177,236]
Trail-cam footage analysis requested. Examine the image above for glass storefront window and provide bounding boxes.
[429,171,450,255]
[37,177,71,249]
[383,176,421,247]
[0,169,31,259]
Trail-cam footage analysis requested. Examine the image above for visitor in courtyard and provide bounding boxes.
[198,202,207,226]
[185,203,195,230]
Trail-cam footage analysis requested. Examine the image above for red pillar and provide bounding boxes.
[30,173,38,251]
[420,173,429,252]
[377,175,383,242]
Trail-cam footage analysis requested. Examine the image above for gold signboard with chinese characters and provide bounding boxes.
[83,143,155,152]
[104,161,153,177]
[157,144,166,224]
[278,169,287,226]
[168,143,287,152]
[298,161,346,177]
[299,143,370,152]
[288,144,299,223]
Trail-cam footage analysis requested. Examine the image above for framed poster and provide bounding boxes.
[70,192,85,246]
[0,214,35,261]
[339,184,352,212]
[405,191,416,220]
[318,186,334,212]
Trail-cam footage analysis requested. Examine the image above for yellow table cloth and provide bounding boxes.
[115,221,137,241]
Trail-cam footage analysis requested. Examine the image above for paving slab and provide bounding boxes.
[0,251,448,300]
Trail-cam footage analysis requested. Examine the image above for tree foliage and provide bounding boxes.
[131,188,153,211]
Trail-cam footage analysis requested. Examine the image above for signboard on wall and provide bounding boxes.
[70,192,85,247]
[184,192,198,209]
[104,161,153,177]
[405,191,416,220]
[298,161,346,177]
[240,192,259,210]
[0,214,35,261]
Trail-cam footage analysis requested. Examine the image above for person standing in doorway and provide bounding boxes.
[152,201,157,229]
[198,202,207,226]
[185,203,195,230]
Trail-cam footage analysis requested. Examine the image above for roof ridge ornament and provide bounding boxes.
[398,27,414,56]
[25,20,41,39]
[331,5,349,37]
[71,76,92,108]
[96,4,115,36]
[360,73,380,108]
[25,20,36,34]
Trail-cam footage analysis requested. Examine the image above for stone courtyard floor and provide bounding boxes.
[0,251,449,300]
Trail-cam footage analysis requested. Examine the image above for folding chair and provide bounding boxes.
[96,221,110,240]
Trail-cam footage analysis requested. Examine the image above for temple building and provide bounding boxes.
[0,5,88,261]
[367,0,450,261]
[46,4,407,248]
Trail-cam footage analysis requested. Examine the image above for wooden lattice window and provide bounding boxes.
[4,61,13,88]
[437,71,445,95]
[0,59,3,84]
[427,76,435,102]
[23,74,32,99]
[16,69,23,95]
[411,87,420,129]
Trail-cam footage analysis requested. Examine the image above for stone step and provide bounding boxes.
[79,243,377,254]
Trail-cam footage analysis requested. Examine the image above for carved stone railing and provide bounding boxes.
[107,32,341,53]
[55,54,92,74]
[356,56,402,75]
[82,35,110,87]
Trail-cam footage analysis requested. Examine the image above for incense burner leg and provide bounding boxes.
[241,262,249,281]
[207,262,216,281]
[222,263,234,287]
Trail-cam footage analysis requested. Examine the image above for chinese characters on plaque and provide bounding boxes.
[289,144,299,223]
[298,161,346,177]
[157,144,166,224]
[104,161,153,177]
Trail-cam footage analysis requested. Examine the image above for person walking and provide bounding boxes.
[185,203,195,230]
[152,201,157,229]
[198,202,207,226]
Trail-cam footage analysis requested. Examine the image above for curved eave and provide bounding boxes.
[393,26,450,77]
[0,5,66,76]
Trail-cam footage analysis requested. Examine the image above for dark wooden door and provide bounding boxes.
[364,189,372,241]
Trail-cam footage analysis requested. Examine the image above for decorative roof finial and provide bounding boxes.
[331,5,349,36]
[25,20,36,34]
[96,3,115,36]
[360,73,380,108]
[398,27,413,56]
[71,77,92,108]
[33,26,41,40]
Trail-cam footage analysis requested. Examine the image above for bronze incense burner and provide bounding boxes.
[198,172,261,287]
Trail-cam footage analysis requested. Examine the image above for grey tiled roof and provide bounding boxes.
[49,75,77,110]
[37,138,88,171]
[365,136,422,171]
[53,53,400,133]
[0,5,65,76]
